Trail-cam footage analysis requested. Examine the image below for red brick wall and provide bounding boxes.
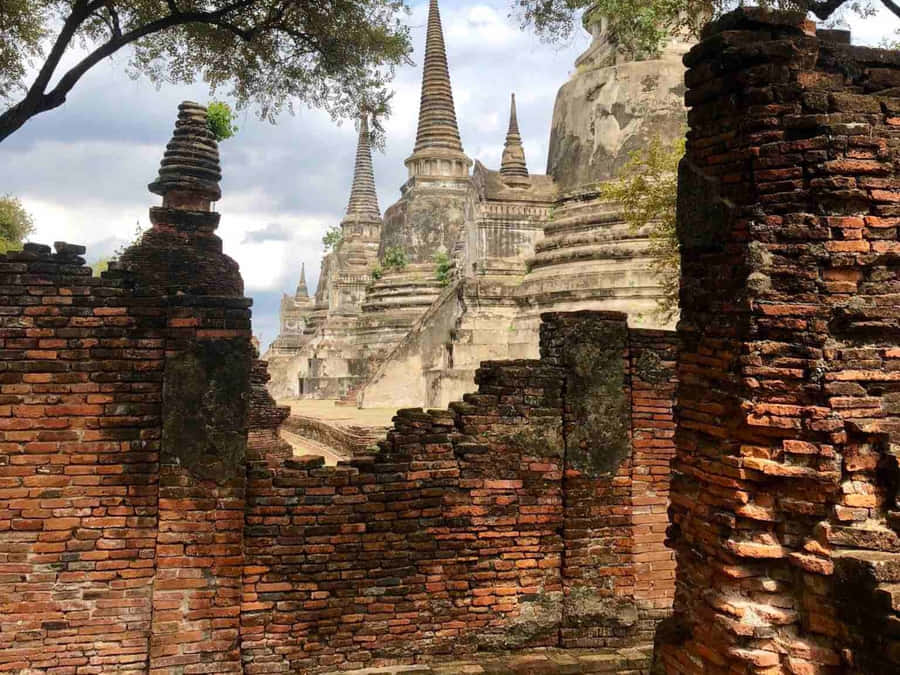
[0,242,165,672]
[660,8,900,673]
[541,315,678,651]
[241,312,678,672]
[241,359,567,672]
[0,248,677,673]
[629,331,678,637]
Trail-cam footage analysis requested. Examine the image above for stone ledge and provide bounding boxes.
[319,647,652,675]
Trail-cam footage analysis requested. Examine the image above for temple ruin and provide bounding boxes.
[262,0,687,409]
[659,9,900,672]
[3,6,900,675]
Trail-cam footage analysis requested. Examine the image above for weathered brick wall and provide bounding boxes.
[660,9,900,672]
[0,101,256,673]
[0,254,676,674]
[628,331,678,641]
[0,103,679,674]
[542,315,677,651]
[241,311,678,673]
[0,242,165,672]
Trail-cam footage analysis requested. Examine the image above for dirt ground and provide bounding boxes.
[277,398,397,429]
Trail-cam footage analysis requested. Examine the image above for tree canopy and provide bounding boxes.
[516,0,887,54]
[0,194,36,253]
[0,0,412,143]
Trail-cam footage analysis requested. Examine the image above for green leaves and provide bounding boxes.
[433,250,452,286]
[207,100,238,141]
[599,135,684,323]
[1,1,413,142]
[381,245,408,271]
[0,193,34,254]
[322,225,343,252]
[516,0,879,57]
[370,246,406,281]
[0,0,47,100]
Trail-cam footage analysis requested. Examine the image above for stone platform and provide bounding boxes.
[276,399,394,461]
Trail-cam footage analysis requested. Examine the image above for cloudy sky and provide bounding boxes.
[2,2,899,347]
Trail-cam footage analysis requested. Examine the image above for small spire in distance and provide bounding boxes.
[500,93,529,185]
[295,262,309,298]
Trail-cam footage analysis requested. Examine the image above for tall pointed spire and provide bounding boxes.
[500,93,529,186]
[413,0,463,154]
[405,0,470,179]
[295,262,309,298]
[344,113,381,221]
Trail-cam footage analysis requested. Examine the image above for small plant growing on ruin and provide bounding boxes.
[207,101,238,141]
[91,222,145,276]
[370,264,383,280]
[381,245,408,272]
[0,194,35,253]
[433,251,452,287]
[599,134,683,323]
[322,225,343,252]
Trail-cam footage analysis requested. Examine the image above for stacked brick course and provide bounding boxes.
[0,101,255,673]
[660,9,900,673]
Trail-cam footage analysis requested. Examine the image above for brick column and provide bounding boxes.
[121,101,253,672]
[541,312,677,655]
[661,9,900,672]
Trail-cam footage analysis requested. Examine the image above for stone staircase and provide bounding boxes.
[359,264,444,313]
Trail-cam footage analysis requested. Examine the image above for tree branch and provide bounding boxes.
[0,0,259,142]
[807,0,850,20]
[106,3,122,40]
[24,3,93,112]
[879,0,900,21]
[43,1,259,109]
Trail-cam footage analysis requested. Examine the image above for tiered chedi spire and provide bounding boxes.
[500,93,529,185]
[149,101,222,205]
[413,0,463,153]
[344,113,381,222]
[405,0,471,178]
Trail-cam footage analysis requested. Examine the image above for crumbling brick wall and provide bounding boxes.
[241,311,678,673]
[0,101,256,673]
[0,101,678,674]
[542,316,677,650]
[660,9,900,673]
[0,242,165,672]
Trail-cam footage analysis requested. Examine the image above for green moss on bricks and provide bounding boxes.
[635,349,669,385]
[469,591,563,650]
[503,423,565,458]
[162,339,252,482]
[563,585,638,630]
[563,319,629,477]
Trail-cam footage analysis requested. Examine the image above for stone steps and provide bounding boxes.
[535,224,649,253]
[360,267,443,314]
